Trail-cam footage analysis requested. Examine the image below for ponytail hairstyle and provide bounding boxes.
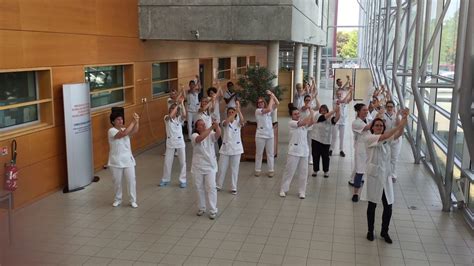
[354,103,366,113]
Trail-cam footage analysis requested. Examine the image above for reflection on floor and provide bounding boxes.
[0,89,472,266]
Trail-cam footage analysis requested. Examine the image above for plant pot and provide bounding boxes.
[241,121,278,161]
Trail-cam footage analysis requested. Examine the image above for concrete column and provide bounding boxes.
[308,45,315,79]
[315,46,322,89]
[267,41,280,88]
[294,43,303,88]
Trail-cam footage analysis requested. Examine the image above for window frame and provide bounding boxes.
[0,68,54,140]
[217,57,231,80]
[84,63,134,112]
[151,61,178,98]
[236,56,248,76]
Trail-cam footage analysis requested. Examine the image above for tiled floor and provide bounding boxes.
[0,88,472,266]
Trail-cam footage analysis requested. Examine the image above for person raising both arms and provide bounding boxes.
[160,95,187,188]
[185,75,202,140]
[364,109,408,244]
[255,90,280,177]
[216,100,245,195]
[280,106,314,199]
[191,119,221,220]
[108,111,140,208]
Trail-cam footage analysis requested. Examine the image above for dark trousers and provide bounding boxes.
[312,140,330,172]
[367,190,392,234]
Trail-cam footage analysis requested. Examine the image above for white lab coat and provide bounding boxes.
[352,117,371,173]
[364,134,395,205]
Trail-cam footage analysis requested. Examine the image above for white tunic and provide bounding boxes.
[333,99,348,125]
[352,117,371,173]
[197,112,212,128]
[294,93,305,109]
[164,116,185,149]
[365,134,395,205]
[107,127,136,168]
[187,92,200,113]
[300,107,313,131]
[288,120,309,157]
[219,117,244,156]
[191,132,218,174]
[311,113,334,145]
[255,109,274,139]
[224,91,237,109]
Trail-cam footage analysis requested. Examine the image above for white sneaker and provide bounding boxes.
[299,193,306,199]
[231,190,237,195]
[131,202,138,208]
[324,172,329,178]
[209,212,217,220]
[268,171,274,177]
[279,191,286,197]
[255,171,261,177]
[216,186,222,191]
[309,160,313,165]
[196,210,205,216]
[112,200,121,207]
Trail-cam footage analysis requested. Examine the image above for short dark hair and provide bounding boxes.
[207,87,217,96]
[354,103,366,112]
[336,78,342,83]
[189,80,196,86]
[289,106,298,115]
[110,112,123,126]
[319,104,329,113]
[386,100,395,107]
[304,95,311,101]
[227,81,234,87]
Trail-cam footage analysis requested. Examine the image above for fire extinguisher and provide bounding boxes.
[4,139,18,191]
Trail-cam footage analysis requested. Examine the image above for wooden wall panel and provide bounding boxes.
[0,2,267,209]
[0,0,21,30]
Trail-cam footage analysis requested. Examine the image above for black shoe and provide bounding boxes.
[340,151,346,157]
[351,194,359,202]
[366,232,374,241]
[329,150,332,156]
[348,180,355,187]
[380,232,393,244]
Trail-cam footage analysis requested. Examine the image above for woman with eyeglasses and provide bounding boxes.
[255,90,280,177]
[364,109,408,243]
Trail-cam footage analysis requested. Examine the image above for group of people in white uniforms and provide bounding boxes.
[106,75,409,243]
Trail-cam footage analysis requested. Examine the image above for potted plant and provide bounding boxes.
[236,66,284,161]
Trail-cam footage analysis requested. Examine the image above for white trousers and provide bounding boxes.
[389,139,402,178]
[331,124,345,152]
[280,155,308,194]
[194,172,218,214]
[110,166,137,203]
[307,132,313,162]
[255,137,274,172]
[161,147,186,183]
[187,111,198,139]
[217,154,241,191]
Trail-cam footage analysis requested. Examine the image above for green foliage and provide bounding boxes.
[339,31,358,59]
[237,66,283,107]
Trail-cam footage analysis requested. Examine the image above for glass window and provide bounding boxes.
[438,0,459,78]
[433,111,450,144]
[435,88,452,111]
[217,58,231,79]
[0,71,39,130]
[85,66,125,109]
[237,56,247,75]
[152,62,177,96]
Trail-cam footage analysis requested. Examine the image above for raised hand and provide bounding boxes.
[133,113,140,122]
[266,90,272,96]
